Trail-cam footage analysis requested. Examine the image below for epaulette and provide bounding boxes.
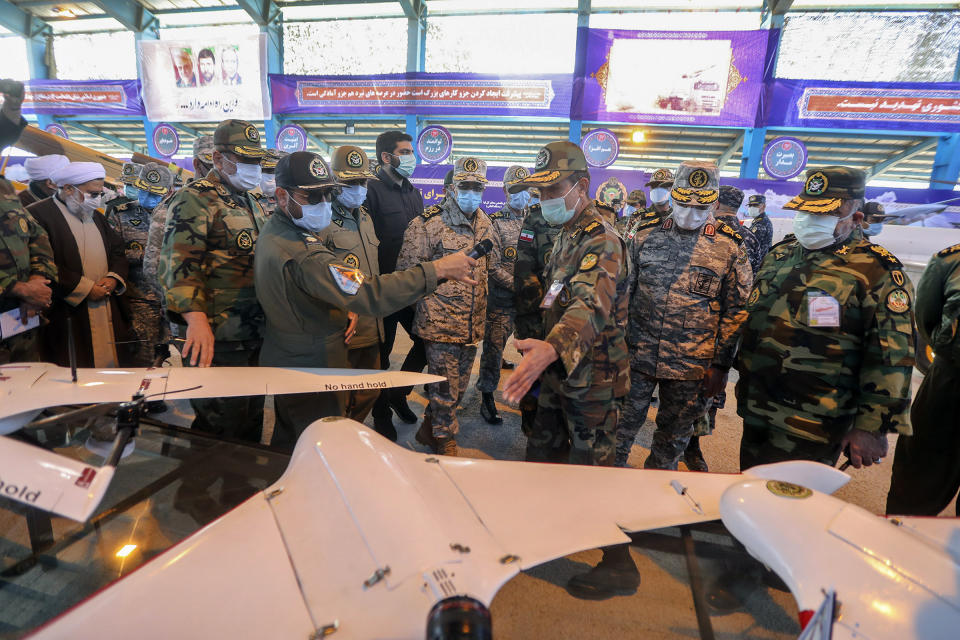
[863,242,903,269]
[718,223,744,244]
[422,204,442,219]
[114,202,129,212]
[191,179,215,191]
[634,216,662,232]
[771,234,796,250]
[593,199,615,215]
[489,209,505,220]
[937,243,960,258]
[583,219,604,236]
[639,209,660,220]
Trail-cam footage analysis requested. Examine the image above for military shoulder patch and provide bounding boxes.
[936,243,960,258]
[579,253,599,271]
[236,229,254,251]
[344,253,360,268]
[519,229,535,243]
[422,204,442,219]
[329,263,365,295]
[718,223,744,244]
[17,216,29,234]
[865,243,903,269]
[891,270,905,287]
[886,288,911,314]
[504,246,517,260]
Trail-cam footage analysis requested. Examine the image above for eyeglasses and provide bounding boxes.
[292,188,338,204]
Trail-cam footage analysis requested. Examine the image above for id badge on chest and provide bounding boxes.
[807,291,840,327]
[540,280,564,309]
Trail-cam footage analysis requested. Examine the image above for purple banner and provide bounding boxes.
[270,73,573,118]
[765,78,960,133]
[22,79,144,116]
[572,28,770,127]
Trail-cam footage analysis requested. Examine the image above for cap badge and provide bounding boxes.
[805,172,828,196]
[535,148,551,171]
[310,157,328,179]
[463,158,479,173]
[689,169,709,189]
[244,125,260,143]
[652,169,670,182]
[146,170,161,184]
[346,150,363,168]
[515,167,529,180]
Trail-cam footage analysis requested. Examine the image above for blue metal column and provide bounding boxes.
[568,0,591,143]
[403,1,426,155]
[930,134,960,190]
[135,27,160,157]
[262,16,283,150]
[739,127,767,179]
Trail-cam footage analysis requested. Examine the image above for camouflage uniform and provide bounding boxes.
[616,163,752,469]
[511,142,630,467]
[747,195,774,258]
[159,120,267,442]
[477,165,529,395]
[614,189,648,237]
[255,149,282,216]
[0,180,57,363]
[106,163,173,366]
[887,242,960,515]
[395,157,496,443]
[736,167,915,468]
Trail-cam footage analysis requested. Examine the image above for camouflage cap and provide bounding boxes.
[213,119,265,160]
[120,162,143,186]
[261,148,286,172]
[671,161,719,206]
[718,185,744,209]
[193,135,214,163]
[625,189,646,207]
[503,165,531,189]
[645,168,675,188]
[331,145,376,181]
[783,166,866,215]
[862,201,886,219]
[452,156,488,185]
[134,162,174,195]
[747,194,766,206]
[275,151,343,191]
[443,169,454,187]
[510,141,586,193]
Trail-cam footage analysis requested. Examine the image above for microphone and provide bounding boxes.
[467,239,493,259]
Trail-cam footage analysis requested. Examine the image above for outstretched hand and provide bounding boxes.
[502,338,558,404]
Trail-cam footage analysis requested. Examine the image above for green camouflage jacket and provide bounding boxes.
[513,204,561,340]
[0,183,56,312]
[916,242,960,365]
[487,204,525,307]
[158,169,266,343]
[736,233,916,442]
[541,202,629,398]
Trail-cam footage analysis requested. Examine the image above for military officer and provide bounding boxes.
[106,162,172,368]
[254,151,477,450]
[324,145,382,422]
[615,189,647,236]
[615,162,752,470]
[396,156,497,456]
[477,165,531,425]
[746,194,773,257]
[257,148,283,216]
[0,177,57,364]
[158,119,268,443]
[645,168,674,216]
[886,242,960,515]
[736,167,915,469]
[861,201,885,238]
[502,140,635,599]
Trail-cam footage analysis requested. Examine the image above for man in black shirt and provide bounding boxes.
[0,80,27,151]
[365,130,428,439]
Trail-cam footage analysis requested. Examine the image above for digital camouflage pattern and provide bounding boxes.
[735,233,916,444]
[158,168,267,343]
[477,307,513,393]
[526,201,629,466]
[141,190,177,305]
[423,341,478,439]
[715,213,763,275]
[622,207,664,240]
[395,195,496,344]
[512,203,561,340]
[750,213,774,258]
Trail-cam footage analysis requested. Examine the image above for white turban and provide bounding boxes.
[24,154,70,181]
[50,162,106,187]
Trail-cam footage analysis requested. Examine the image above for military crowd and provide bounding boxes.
[3,80,960,599]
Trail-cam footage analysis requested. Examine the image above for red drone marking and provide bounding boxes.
[76,467,96,489]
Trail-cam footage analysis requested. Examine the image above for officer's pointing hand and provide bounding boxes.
[433,251,478,286]
[503,338,558,404]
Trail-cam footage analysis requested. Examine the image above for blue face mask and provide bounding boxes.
[457,190,482,213]
[124,185,139,199]
[392,153,417,178]
[529,196,540,206]
[541,183,580,225]
[291,200,333,232]
[864,222,883,237]
[138,190,163,210]
[508,191,530,210]
[337,184,367,209]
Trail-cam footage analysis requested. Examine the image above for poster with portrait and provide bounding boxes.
[138,34,270,122]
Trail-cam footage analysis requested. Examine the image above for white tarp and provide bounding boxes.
[137,34,271,122]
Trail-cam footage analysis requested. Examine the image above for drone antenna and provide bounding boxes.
[67,316,78,383]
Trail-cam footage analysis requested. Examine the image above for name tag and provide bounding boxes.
[807,292,840,327]
[540,280,564,309]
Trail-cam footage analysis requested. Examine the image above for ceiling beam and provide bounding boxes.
[866,138,939,179]
[63,121,142,154]
[87,0,157,32]
[0,0,50,38]
[235,0,281,25]
[717,131,746,171]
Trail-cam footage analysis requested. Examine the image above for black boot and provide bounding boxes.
[566,544,640,600]
[388,392,418,424]
[415,414,436,450]
[684,436,709,472]
[373,412,397,442]
[480,392,502,425]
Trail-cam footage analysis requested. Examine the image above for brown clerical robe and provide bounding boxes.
[28,196,133,367]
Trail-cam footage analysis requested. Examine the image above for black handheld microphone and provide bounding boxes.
[437,239,494,284]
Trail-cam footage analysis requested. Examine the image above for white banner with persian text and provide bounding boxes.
[138,34,271,122]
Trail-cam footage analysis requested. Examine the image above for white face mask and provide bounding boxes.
[508,190,530,210]
[672,204,710,230]
[747,206,761,218]
[337,184,367,209]
[391,153,417,178]
[623,204,637,217]
[793,211,852,250]
[260,174,276,197]
[541,182,580,225]
[224,158,262,191]
[291,200,333,232]
[650,187,670,205]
